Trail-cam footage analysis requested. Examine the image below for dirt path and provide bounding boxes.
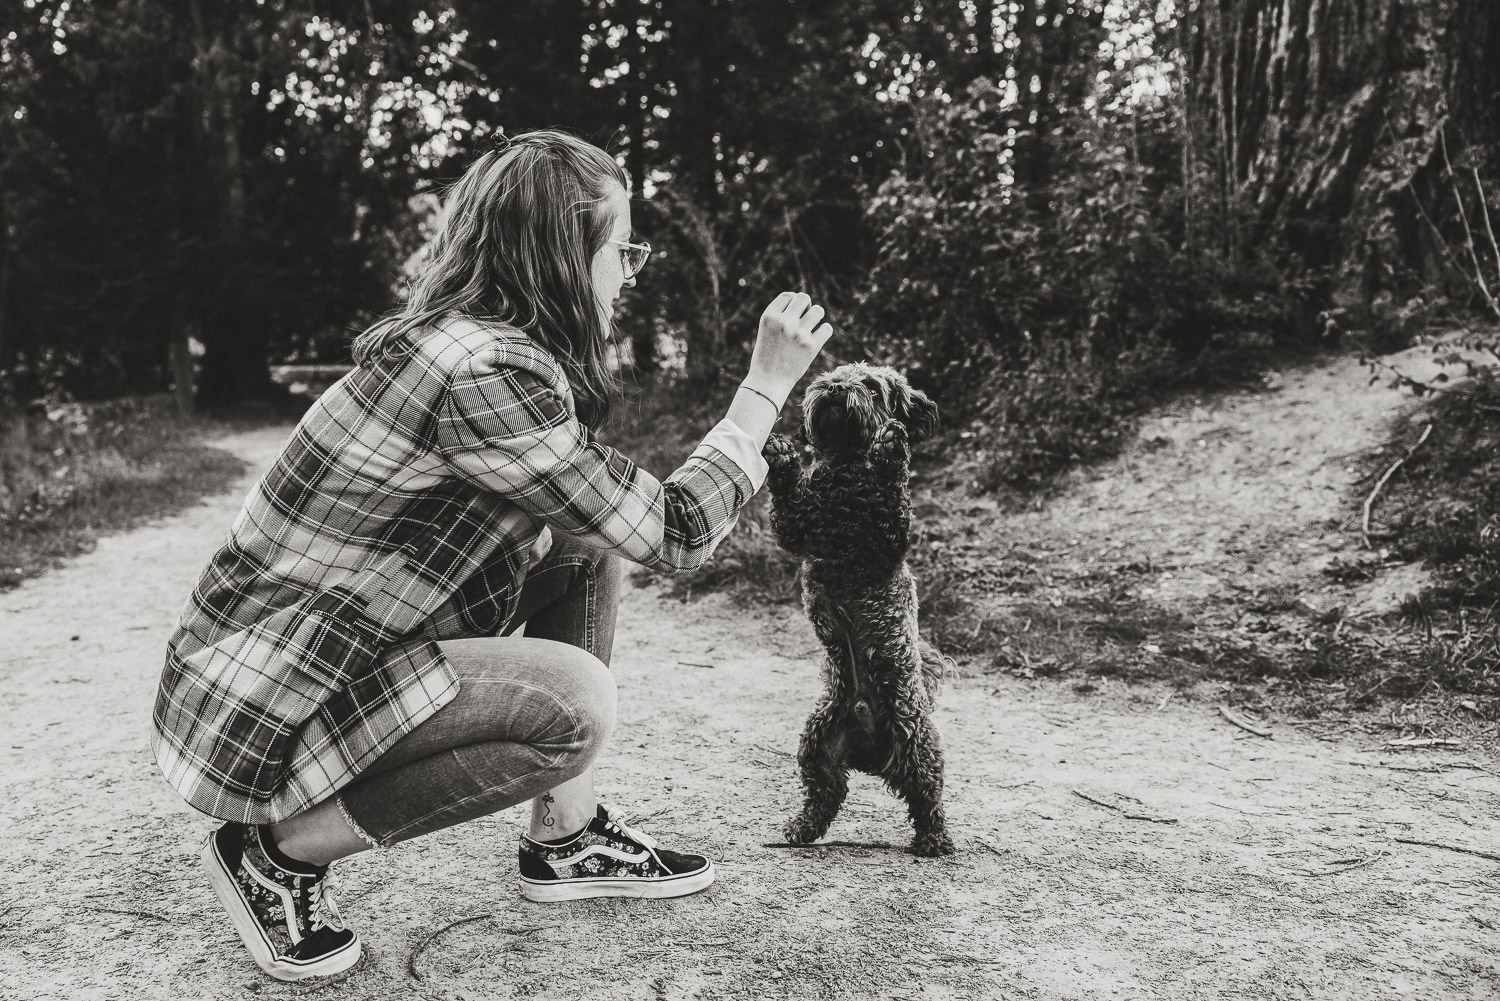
[942,341,1476,625]
[3,381,1499,1000]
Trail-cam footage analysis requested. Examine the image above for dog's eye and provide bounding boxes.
[862,377,888,404]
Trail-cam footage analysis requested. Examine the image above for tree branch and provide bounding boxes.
[1362,423,1433,549]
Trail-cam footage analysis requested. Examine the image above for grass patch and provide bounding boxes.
[0,395,246,589]
[949,587,1497,721]
[902,532,1498,724]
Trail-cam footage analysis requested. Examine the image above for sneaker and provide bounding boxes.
[201,822,362,982]
[518,804,715,902]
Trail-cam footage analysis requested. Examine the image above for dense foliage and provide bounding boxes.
[854,88,1305,484]
[2,0,1497,462]
[0,1,446,405]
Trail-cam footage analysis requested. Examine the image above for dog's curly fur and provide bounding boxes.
[762,362,956,856]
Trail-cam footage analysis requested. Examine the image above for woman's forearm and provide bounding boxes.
[726,380,791,448]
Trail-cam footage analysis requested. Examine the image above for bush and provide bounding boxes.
[1377,357,1500,606]
[852,80,1307,489]
[977,336,1141,490]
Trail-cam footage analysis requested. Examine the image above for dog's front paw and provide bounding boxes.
[910,831,956,857]
[871,419,910,467]
[763,432,798,464]
[782,815,824,845]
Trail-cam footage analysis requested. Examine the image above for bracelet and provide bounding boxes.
[738,383,785,411]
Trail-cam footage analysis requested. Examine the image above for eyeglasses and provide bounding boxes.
[609,239,652,280]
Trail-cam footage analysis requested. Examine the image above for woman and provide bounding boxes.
[151,129,833,982]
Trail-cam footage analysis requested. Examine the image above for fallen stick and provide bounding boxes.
[1291,851,1388,877]
[408,914,494,980]
[408,919,559,980]
[1447,761,1500,777]
[1384,737,1465,750]
[1071,789,1179,824]
[761,840,902,850]
[1345,760,1446,774]
[1362,423,1433,549]
[1124,813,1180,825]
[931,951,1009,967]
[1072,789,1124,811]
[1394,837,1500,863]
[1218,704,1272,738]
[85,905,174,923]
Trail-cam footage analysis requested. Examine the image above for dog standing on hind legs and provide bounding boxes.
[762,362,957,857]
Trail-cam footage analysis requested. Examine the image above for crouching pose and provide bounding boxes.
[150,130,832,981]
[762,363,956,857]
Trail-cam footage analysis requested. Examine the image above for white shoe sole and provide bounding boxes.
[201,834,362,982]
[520,861,716,902]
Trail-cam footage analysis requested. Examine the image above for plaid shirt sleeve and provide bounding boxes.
[435,346,767,572]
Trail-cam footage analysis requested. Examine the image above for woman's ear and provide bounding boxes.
[896,383,939,443]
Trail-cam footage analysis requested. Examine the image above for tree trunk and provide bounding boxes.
[620,0,647,199]
[662,0,728,384]
[670,0,720,207]
[1177,0,1198,251]
[976,0,1005,78]
[621,0,656,376]
[185,0,273,411]
[0,178,11,371]
[1183,0,1496,310]
[675,193,727,387]
[169,311,196,417]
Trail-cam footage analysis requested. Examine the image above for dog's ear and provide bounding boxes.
[894,382,939,443]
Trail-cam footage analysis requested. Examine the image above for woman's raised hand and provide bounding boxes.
[744,292,835,404]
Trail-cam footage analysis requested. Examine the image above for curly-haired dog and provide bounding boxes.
[762,362,956,856]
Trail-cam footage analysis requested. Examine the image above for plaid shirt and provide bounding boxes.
[151,316,767,824]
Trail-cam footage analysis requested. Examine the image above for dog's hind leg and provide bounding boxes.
[783,699,851,845]
[886,713,955,856]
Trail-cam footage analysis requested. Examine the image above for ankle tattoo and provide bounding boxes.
[540,792,555,830]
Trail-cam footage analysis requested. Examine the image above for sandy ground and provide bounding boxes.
[3,347,1499,1000]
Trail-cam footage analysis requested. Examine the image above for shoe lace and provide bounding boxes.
[302,872,347,934]
[599,803,658,851]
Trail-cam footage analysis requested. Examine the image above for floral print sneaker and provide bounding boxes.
[518,804,715,902]
[202,822,361,981]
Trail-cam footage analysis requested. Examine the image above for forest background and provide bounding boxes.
[2,0,1499,716]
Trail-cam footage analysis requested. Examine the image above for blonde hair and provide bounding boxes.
[353,130,628,428]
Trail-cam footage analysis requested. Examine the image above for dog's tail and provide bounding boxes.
[918,636,954,702]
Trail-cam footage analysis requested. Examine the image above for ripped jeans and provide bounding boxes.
[335,534,621,848]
